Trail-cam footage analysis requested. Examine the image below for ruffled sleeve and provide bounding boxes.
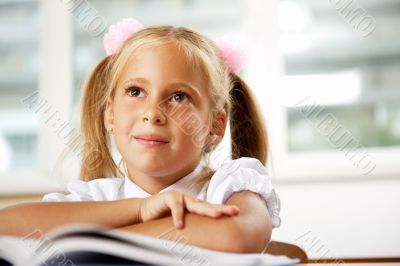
[41,178,124,202]
[206,157,281,228]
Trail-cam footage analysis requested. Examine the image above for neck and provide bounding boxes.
[126,160,201,195]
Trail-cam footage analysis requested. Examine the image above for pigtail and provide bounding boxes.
[79,56,122,181]
[229,73,268,165]
[188,74,269,190]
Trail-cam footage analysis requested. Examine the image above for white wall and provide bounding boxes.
[272,179,400,259]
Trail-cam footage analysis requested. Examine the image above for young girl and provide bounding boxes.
[0,18,280,253]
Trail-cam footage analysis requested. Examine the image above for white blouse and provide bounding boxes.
[42,157,281,228]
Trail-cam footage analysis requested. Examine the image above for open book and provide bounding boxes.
[0,223,299,266]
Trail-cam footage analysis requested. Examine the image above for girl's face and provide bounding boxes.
[105,43,225,181]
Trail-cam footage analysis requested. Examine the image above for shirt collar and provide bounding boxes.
[123,163,204,198]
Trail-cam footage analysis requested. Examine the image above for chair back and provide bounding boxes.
[264,241,308,263]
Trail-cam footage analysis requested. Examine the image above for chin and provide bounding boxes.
[133,157,172,175]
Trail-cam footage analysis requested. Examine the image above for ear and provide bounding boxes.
[208,110,227,145]
[104,97,114,132]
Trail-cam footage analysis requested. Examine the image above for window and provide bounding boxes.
[0,1,39,173]
[0,1,43,194]
[0,1,73,194]
[280,0,400,151]
[269,0,400,181]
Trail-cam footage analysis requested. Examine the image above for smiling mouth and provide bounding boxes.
[134,137,169,147]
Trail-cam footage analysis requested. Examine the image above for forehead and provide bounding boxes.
[118,43,207,88]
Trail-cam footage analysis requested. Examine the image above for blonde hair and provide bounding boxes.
[78,25,268,189]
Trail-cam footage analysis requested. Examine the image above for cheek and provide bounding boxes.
[169,105,210,147]
[113,101,139,131]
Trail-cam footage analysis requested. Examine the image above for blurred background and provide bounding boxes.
[0,0,399,260]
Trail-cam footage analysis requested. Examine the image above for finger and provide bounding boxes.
[185,199,229,218]
[219,204,240,215]
[207,204,239,217]
[168,194,185,229]
[184,198,213,217]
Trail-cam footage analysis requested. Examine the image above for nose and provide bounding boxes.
[142,106,166,125]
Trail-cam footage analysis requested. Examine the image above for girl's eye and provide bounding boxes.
[170,91,191,103]
[125,87,190,103]
[126,86,143,97]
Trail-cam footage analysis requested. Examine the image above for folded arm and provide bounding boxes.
[0,198,142,237]
[117,190,272,253]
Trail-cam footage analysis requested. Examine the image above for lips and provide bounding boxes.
[133,134,169,148]
[133,134,169,143]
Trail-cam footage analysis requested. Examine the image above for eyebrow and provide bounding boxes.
[122,78,202,97]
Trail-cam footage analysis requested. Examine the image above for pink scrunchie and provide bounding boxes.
[103,18,143,56]
[213,35,247,74]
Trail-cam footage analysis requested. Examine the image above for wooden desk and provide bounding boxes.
[42,262,400,266]
[307,258,400,264]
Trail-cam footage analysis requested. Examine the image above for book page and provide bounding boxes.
[0,236,42,266]
[27,223,299,266]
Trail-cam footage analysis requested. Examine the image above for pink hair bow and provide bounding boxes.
[103,18,143,55]
[212,34,247,74]
[103,18,246,74]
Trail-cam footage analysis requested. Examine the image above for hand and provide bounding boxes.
[138,190,239,229]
